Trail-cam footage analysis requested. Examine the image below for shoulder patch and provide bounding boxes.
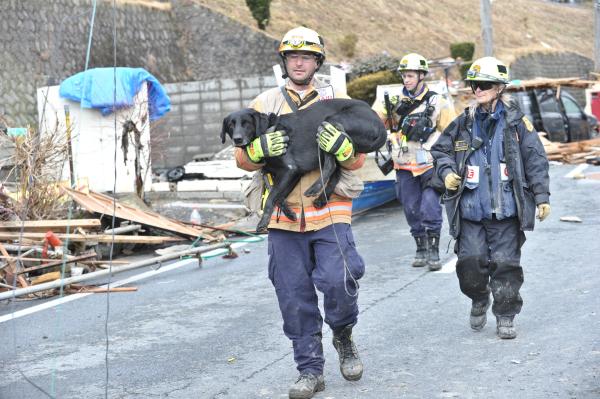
[522,116,534,132]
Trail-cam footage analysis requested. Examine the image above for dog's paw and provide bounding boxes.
[256,215,270,232]
[313,196,327,209]
[303,186,321,197]
[281,208,297,221]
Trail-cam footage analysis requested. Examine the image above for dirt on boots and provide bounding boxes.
[496,316,517,339]
[332,325,363,381]
[470,295,491,331]
[288,373,325,399]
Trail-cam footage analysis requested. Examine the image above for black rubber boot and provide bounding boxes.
[288,373,325,399]
[496,316,517,339]
[412,236,427,267]
[470,294,491,331]
[426,232,442,271]
[332,325,363,381]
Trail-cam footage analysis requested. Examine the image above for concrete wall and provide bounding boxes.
[510,51,594,104]
[151,75,277,169]
[0,0,278,128]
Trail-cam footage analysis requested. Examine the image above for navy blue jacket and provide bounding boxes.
[431,100,550,238]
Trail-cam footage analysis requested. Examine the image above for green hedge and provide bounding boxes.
[245,0,271,30]
[450,42,475,79]
[348,54,399,80]
[347,70,402,105]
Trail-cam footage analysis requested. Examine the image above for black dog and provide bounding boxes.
[221,98,387,231]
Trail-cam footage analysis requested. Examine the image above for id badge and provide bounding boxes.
[415,148,428,164]
[500,163,509,181]
[316,85,334,100]
[466,165,480,184]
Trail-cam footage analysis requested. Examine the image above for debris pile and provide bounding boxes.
[540,135,600,164]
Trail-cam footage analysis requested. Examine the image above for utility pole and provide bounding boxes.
[480,0,494,57]
[595,0,600,71]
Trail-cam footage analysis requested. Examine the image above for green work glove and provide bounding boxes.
[246,130,289,163]
[444,172,461,191]
[316,122,354,162]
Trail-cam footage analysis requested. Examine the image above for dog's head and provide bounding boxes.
[220,109,277,147]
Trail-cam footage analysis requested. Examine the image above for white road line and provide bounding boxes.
[434,256,457,274]
[0,238,261,324]
[564,163,588,179]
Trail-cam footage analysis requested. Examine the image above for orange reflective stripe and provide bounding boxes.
[270,202,352,222]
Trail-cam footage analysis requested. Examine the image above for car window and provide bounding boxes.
[561,96,582,116]
[538,93,561,114]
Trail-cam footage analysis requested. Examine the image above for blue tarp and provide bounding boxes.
[59,67,171,121]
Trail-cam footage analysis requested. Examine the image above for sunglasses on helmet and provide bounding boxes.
[469,81,495,92]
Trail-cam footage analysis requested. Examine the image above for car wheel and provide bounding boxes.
[166,166,185,182]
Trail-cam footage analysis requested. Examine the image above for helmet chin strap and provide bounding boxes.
[407,71,426,96]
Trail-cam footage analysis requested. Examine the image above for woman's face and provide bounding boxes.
[470,81,500,105]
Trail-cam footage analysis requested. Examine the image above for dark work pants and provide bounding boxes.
[395,169,443,237]
[455,217,525,317]
[267,224,365,375]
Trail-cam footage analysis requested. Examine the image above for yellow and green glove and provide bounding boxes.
[316,122,354,162]
[246,130,289,163]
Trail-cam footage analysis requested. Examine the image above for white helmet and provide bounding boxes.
[466,57,510,84]
[398,53,429,73]
[279,27,325,60]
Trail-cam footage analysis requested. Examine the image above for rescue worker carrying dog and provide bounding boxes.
[234,27,366,399]
[373,53,456,271]
[431,57,551,339]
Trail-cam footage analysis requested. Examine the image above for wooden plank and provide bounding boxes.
[0,242,29,288]
[31,271,62,285]
[0,232,184,244]
[18,253,98,275]
[0,219,102,230]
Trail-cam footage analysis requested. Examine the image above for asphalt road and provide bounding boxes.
[1,163,599,399]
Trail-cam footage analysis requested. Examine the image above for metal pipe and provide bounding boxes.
[0,242,230,301]
[104,224,142,235]
[2,245,64,257]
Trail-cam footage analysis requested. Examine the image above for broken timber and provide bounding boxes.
[0,242,231,300]
[62,188,213,240]
[0,232,183,244]
[0,219,101,232]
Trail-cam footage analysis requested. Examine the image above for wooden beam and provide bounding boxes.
[0,232,184,244]
[18,253,98,275]
[0,242,29,288]
[0,219,102,230]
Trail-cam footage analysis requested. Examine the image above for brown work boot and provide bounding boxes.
[470,295,491,331]
[288,373,325,399]
[496,316,517,339]
[332,325,363,381]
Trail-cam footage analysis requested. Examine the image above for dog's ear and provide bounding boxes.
[252,110,271,137]
[220,116,229,144]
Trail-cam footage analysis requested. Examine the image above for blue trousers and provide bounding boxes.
[267,223,365,375]
[395,169,443,237]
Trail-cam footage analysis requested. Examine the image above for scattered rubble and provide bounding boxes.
[540,135,600,164]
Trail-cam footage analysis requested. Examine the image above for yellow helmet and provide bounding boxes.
[466,57,509,84]
[398,53,429,73]
[278,27,325,59]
